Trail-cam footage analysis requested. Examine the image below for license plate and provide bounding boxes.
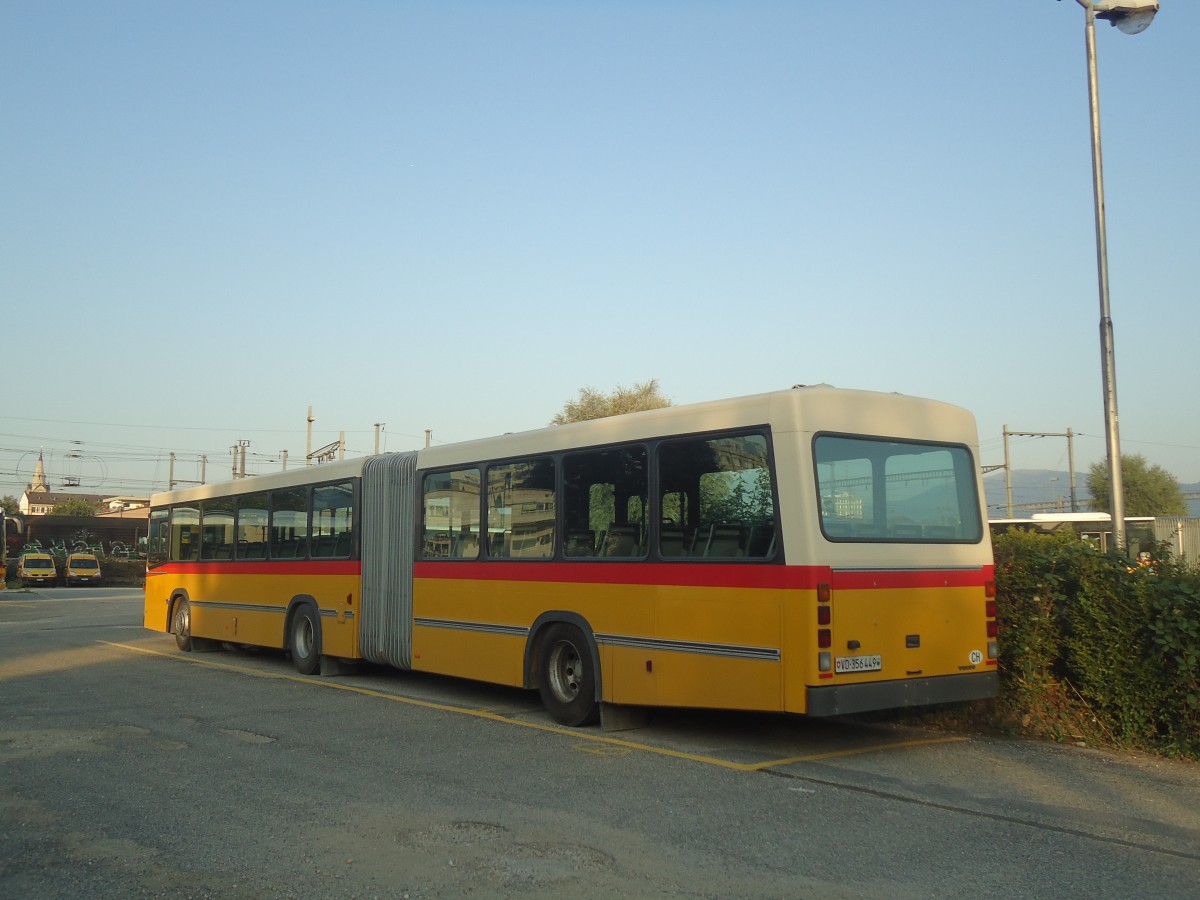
[834,654,882,674]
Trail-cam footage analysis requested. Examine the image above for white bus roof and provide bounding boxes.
[151,384,979,506]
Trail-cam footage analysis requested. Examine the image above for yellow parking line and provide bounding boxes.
[105,641,964,772]
[747,735,968,770]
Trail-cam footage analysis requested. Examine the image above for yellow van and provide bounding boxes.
[17,552,58,587]
[64,552,103,586]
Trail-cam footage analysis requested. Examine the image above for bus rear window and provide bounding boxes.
[814,435,982,543]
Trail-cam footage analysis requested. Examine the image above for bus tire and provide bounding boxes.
[172,599,192,652]
[537,623,599,726]
[289,605,321,676]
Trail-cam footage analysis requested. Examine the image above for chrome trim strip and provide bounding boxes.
[414,617,529,638]
[190,600,352,620]
[413,617,779,663]
[191,600,288,615]
[596,632,780,662]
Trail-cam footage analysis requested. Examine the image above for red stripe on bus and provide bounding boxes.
[413,560,823,590]
[149,561,361,577]
[146,560,990,591]
[412,562,992,591]
[830,566,993,591]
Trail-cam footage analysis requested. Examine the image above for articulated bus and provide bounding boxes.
[143,385,998,726]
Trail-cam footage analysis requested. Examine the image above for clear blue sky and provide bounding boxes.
[3,1,1197,501]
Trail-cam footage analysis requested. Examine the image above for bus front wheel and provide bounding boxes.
[172,599,192,652]
[290,606,321,676]
[537,623,599,726]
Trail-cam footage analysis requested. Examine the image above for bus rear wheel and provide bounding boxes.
[172,599,192,652]
[290,605,321,676]
[537,623,599,726]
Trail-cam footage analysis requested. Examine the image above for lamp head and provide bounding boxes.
[1093,0,1159,34]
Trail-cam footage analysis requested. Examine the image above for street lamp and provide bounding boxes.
[1065,0,1158,551]
[1088,0,1159,33]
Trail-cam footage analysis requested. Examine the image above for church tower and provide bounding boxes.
[29,451,49,493]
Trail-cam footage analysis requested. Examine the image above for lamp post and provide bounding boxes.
[1067,0,1158,551]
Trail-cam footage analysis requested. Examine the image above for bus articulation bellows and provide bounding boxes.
[143,385,998,726]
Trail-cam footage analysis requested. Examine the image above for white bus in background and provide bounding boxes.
[989,511,1200,560]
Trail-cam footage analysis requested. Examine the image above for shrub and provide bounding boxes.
[991,530,1097,741]
[98,558,146,586]
[1143,570,1200,756]
[990,530,1200,758]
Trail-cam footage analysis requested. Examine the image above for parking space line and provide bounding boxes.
[746,735,968,770]
[105,641,964,772]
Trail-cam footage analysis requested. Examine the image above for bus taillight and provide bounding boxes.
[985,594,999,661]
[817,585,833,673]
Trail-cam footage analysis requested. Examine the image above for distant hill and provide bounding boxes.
[984,470,1200,518]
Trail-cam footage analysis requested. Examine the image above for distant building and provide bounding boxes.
[18,451,147,517]
[19,490,110,516]
[97,498,149,520]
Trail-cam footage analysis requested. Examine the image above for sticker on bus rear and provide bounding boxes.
[834,654,882,674]
[969,650,983,665]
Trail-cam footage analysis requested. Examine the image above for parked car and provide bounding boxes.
[17,552,58,587]
[64,552,102,586]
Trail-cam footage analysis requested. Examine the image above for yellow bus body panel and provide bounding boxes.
[144,568,359,659]
[413,573,792,711]
[830,585,989,681]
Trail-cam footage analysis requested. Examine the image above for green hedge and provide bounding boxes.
[991,530,1200,758]
[95,558,146,586]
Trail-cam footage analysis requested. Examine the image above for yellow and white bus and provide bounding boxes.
[144,385,997,726]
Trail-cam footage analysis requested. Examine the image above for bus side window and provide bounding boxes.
[148,508,170,568]
[312,481,354,559]
[422,469,480,560]
[565,530,596,557]
[698,523,746,558]
[659,525,688,557]
[658,432,776,560]
[170,505,199,561]
[562,446,647,559]
[270,487,309,560]
[236,492,269,560]
[487,458,555,560]
[200,498,235,561]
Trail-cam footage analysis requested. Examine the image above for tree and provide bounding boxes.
[1086,453,1187,517]
[49,498,101,517]
[702,468,776,527]
[0,495,18,515]
[551,379,672,425]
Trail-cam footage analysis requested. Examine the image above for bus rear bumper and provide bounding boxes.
[805,671,998,717]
